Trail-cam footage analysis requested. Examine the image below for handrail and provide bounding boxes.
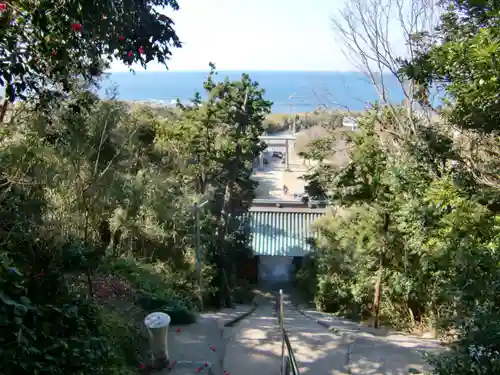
[276,289,300,375]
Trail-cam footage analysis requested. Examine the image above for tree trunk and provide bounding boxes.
[0,100,9,124]
[372,212,390,328]
[215,143,241,307]
[372,255,383,328]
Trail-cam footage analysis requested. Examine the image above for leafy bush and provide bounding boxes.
[0,62,270,372]
[426,303,500,375]
[232,279,256,304]
[314,274,359,316]
[103,257,199,309]
[0,255,130,375]
[295,255,318,303]
[136,293,197,325]
[98,307,145,368]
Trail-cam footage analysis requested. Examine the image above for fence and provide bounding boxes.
[276,289,300,375]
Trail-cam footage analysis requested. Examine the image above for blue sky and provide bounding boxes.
[109,0,348,72]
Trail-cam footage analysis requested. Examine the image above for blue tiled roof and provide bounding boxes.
[250,211,324,256]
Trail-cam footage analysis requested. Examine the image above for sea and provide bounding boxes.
[99,71,406,113]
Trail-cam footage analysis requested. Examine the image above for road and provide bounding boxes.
[253,133,310,200]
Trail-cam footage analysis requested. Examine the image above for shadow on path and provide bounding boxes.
[220,290,445,375]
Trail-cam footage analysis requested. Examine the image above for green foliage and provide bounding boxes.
[135,294,197,325]
[0,0,267,371]
[104,257,198,324]
[0,0,180,105]
[97,307,143,372]
[400,1,500,134]
[426,303,500,375]
[301,101,500,375]
[0,254,131,375]
[103,257,199,308]
[0,58,269,372]
[395,2,500,373]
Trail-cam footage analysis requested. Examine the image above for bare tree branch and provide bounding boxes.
[331,0,442,133]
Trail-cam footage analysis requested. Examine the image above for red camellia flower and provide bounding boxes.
[0,3,6,12]
[71,23,83,33]
[51,50,57,57]
[138,47,145,55]
[127,51,133,57]
[204,362,208,367]
[139,363,145,369]
[39,271,45,277]
[118,35,125,41]
[176,328,181,333]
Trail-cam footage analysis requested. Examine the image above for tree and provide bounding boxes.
[181,65,271,307]
[0,0,181,121]
[155,65,271,307]
[400,0,500,189]
[396,2,500,373]
[331,0,441,132]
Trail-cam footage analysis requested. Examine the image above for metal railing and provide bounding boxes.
[276,289,300,375]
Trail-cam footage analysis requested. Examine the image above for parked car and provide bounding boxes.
[272,151,283,159]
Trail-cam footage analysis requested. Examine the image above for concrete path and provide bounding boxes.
[253,131,312,201]
[221,297,444,375]
[295,307,445,375]
[252,167,284,199]
[156,294,444,375]
[163,305,255,375]
[223,303,282,375]
[281,302,348,375]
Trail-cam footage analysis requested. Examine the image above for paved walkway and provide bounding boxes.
[223,304,282,375]
[252,166,284,199]
[163,305,254,375]
[296,308,444,374]
[221,298,444,375]
[155,295,445,375]
[253,132,315,201]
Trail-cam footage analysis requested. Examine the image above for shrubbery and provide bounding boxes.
[0,255,135,375]
[299,0,500,367]
[0,64,267,373]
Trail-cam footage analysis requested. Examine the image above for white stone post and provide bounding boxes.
[144,312,171,369]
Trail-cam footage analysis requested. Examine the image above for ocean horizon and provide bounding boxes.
[99,70,406,113]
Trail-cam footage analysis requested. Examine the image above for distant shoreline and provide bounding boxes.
[100,71,407,113]
[123,99,350,115]
[106,70,369,74]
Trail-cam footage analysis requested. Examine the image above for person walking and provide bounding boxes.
[283,185,289,195]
